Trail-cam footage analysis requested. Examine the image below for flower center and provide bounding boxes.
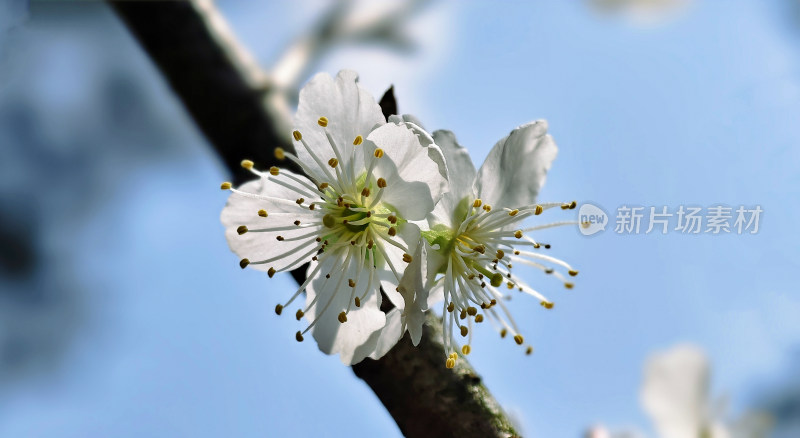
[435,197,580,368]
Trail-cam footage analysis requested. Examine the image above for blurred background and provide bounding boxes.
[1,0,799,436]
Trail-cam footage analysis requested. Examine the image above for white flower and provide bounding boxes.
[641,345,772,438]
[405,120,578,368]
[220,70,447,364]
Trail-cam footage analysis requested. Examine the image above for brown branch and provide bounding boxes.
[108,2,518,437]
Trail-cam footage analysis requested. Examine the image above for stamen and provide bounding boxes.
[274,148,285,160]
[353,135,363,145]
[240,159,254,169]
[317,117,328,127]
[220,182,232,190]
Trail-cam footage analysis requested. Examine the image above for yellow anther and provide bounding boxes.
[328,158,338,168]
[483,204,492,212]
[240,159,254,169]
[268,267,276,278]
[535,204,543,215]
[274,147,285,160]
[258,209,268,217]
[490,273,504,287]
[377,178,387,188]
[402,253,413,263]
[348,279,356,288]
[317,116,328,127]
[322,214,336,228]
[274,304,283,315]
[239,258,250,269]
[236,225,248,235]
[353,135,363,145]
[514,230,523,239]
[526,346,534,355]
[292,130,302,141]
[561,203,570,210]
[269,166,280,176]
[388,227,397,237]
[514,334,524,345]
[507,282,514,289]
[460,326,469,337]
[473,199,482,208]
[541,301,554,309]
[568,270,579,277]
[446,358,455,369]
[533,243,541,249]
[496,249,505,259]
[569,200,577,209]
[467,307,477,316]
[374,148,384,158]
[564,282,574,289]
[447,302,455,312]
[354,297,361,307]
[462,345,471,355]
[500,328,508,338]
[475,314,484,323]
[295,331,304,342]
[338,312,348,323]
[508,209,519,216]
[220,182,232,190]
[449,352,458,359]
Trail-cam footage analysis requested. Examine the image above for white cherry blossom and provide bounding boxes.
[403,120,578,368]
[220,70,446,364]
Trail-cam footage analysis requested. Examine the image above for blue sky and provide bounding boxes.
[2,0,799,437]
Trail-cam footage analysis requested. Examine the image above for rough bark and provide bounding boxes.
[108,2,519,437]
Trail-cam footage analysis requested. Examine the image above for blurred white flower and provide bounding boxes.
[399,120,578,368]
[588,0,691,25]
[641,345,772,438]
[220,70,447,364]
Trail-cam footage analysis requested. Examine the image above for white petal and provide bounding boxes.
[429,130,478,229]
[377,222,421,309]
[641,344,711,438]
[474,120,557,209]
[366,122,447,220]
[395,238,432,346]
[294,70,385,181]
[304,250,386,365]
[364,308,404,360]
[220,173,321,272]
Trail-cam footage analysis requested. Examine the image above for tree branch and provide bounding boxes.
[108,1,518,436]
